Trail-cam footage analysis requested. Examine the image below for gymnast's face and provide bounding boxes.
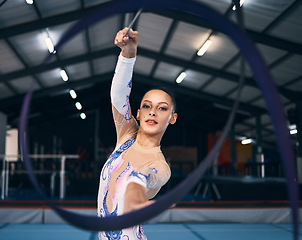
[136,90,177,137]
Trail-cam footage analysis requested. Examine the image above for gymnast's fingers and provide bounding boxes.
[114,28,138,47]
[114,29,126,47]
[125,28,139,43]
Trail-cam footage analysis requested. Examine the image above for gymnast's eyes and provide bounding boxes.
[142,104,150,109]
[159,106,167,111]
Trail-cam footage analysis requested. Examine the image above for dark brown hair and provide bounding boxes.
[142,87,177,112]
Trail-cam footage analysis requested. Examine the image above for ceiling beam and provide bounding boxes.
[0,4,301,56]
[2,43,298,111]
[1,47,119,82]
[0,72,114,109]
[2,46,258,87]
[0,69,266,117]
[0,4,100,39]
[154,11,302,56]
[4,38,45,89]
[4,45,297,102]
[262,0,301,33]
[133,73,266,115]
[150,19,179,78]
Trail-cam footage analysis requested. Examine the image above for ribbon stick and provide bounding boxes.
[124,8,143,37]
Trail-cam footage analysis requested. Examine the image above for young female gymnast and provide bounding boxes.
[97,27,178,240]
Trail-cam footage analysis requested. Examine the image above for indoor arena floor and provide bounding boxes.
[0,223,300,240]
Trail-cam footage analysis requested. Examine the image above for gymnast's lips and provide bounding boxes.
[145,119,158,125]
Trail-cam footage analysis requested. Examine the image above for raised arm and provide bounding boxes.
[111,28,139,142]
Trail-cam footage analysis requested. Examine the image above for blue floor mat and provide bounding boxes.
[0,223,300,240]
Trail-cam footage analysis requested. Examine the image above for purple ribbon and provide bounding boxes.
[19,0,298,239]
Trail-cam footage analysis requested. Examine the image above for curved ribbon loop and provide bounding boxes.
[19,0,298,239]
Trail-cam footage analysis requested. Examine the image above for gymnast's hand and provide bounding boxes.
[123,182,155,214]
[114,28,138,58]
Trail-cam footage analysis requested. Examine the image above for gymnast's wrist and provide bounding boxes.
[121,48,137,58]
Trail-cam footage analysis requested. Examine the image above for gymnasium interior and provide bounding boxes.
[0,0,302,239]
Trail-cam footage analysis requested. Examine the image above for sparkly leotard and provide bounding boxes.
[97,54,171,240]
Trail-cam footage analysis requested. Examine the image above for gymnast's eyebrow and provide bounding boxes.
[142,100,169,106]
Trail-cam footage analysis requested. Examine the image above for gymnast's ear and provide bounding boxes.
[169,112,177,125]
[136,109,140,120]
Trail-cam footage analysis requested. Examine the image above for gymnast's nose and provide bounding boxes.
[149,111,156,117]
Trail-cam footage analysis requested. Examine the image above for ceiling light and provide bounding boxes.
[60,69,68,81]
[75,102,82,110]
[290,129,298,135]
[44,37,56,54]
[289,124,297,135]
[241,138,253,145]
[197,40,212,56]
[26,0,34,4]
[69,90,77,99]
[233,0,245,10]
[176,72,186,84]
[80,113,86,120]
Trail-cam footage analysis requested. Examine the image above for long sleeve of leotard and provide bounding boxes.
[110,54,138,144]
[111,54,136,116]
